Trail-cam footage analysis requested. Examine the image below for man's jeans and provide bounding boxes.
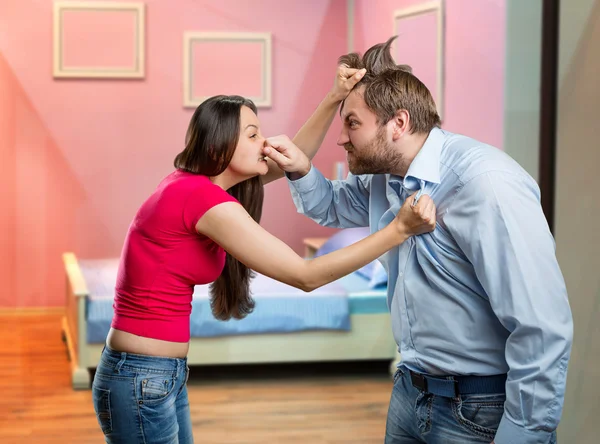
[92,345,193,444]
[385,367,558,443]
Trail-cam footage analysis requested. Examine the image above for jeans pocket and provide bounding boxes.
[393,367,405,384]
[451,394,505,441]
[414,392,434,434]
[140,374,177,404]
[92,387,112,435]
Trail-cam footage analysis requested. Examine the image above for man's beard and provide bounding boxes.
[345,127,404,175]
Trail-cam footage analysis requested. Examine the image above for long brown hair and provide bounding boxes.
[174,95,264,321]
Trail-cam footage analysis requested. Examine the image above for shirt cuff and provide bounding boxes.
[494,414,553,444]
[286,164,320,192]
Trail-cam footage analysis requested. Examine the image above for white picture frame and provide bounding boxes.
[53,1,146,79]
[393,0,445,120]
[183,32,272,108]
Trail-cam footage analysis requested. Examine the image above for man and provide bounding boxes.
[262,37,572,444]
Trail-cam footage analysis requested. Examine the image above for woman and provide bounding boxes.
[92,95,436,444]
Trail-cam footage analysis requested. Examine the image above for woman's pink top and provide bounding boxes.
[112,170,238,342]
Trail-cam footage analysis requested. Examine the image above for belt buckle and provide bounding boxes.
[410,371,428,392]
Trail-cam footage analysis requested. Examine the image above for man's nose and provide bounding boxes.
[337,128,349,146]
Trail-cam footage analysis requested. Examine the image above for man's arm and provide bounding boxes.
[445,171,573,444]
[261,66,365,185]
[288,165,371,228]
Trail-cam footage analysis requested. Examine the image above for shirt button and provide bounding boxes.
[399,272,404,277]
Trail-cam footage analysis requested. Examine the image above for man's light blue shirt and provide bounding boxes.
[287,128,573,444]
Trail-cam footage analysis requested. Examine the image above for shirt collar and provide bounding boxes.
[392,127,444,191]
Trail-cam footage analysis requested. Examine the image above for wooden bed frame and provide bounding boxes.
[62,252,400,389]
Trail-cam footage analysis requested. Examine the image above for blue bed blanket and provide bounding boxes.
[79,259,352,343]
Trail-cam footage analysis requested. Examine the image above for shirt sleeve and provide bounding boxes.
[444,171,573,444]
[287,164,371,228]
[182,183,238,233]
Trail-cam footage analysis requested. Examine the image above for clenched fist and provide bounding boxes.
[329,65,367,102]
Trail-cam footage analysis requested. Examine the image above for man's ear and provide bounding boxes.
[391,109,410,141]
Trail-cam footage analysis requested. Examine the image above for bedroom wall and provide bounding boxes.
[555,0,600,441]
[352,0,506,149]
[0,51,83,308]
[0,52,18,306]
[0,0,508,308]
[502,0,543,181]
[0,0,348,307]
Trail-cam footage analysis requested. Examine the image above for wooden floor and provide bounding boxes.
[0,313,394,443]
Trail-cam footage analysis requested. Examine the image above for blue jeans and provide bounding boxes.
[92,346,193,444]
[385,367,557,443]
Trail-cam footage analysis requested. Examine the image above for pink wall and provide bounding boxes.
[354,0,505,148]
[0,53,17,306]
[0,0,348,308]
[0,0,506,308]
[0,52,85,307]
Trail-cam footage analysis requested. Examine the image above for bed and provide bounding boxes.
[62,230,400,389]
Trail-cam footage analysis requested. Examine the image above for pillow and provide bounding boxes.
[368,260,388,288]
[314,227,375,280]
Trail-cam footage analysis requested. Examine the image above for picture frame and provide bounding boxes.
[393,1,445,120]
[53,1,145,79]
[183,32,272,108]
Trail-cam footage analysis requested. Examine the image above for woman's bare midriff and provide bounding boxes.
[106,327,189,359]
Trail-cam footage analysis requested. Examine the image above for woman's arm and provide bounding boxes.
[196,193,435,292]
[261,66,366,185]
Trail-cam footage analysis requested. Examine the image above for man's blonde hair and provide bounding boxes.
[339,36,441,134]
